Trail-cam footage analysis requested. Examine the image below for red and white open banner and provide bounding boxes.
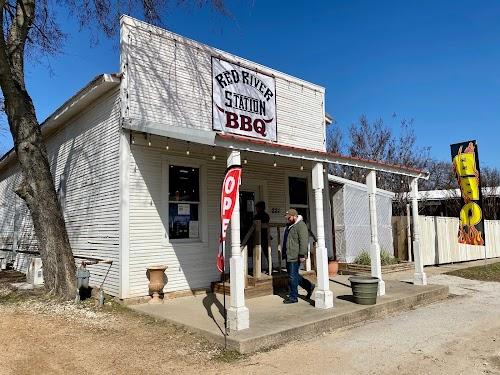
[216,165,242,273]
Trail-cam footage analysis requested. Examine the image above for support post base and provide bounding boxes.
[314,289,334,309]
[227,306,249,331]
[414,272,427,286]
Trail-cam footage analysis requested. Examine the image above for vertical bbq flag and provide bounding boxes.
[451,140,485,246]
[217,165,243,273]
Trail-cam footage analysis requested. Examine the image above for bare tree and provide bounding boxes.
[0,0,227,299]
[326,115,431,214]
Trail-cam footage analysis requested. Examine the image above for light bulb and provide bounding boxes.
[273,161,277,167]
[243,159,248,164]
[186,150,190,155]
[212,155,216,160]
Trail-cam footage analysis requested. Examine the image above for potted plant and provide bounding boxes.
[348,275,379,305]
[328,256,339,277]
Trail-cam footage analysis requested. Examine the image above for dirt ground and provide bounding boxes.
[1,269,500,375]
[0,272,224,375]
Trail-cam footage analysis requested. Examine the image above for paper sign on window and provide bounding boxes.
[189,221,199,238]
[178,203,190,216]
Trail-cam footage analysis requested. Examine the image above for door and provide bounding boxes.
[239,190,257,242]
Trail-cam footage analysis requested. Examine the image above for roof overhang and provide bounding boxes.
[215,134,429,180]
[328,174,396,198]
[0,73,121,171]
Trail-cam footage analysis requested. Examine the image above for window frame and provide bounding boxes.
[161,156,208,244]
[285,172,314,229]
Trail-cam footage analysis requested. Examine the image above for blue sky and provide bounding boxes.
[3,0,500,168]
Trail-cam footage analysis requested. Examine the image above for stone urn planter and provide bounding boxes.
[348,276,379,305]
[147,265,167,304]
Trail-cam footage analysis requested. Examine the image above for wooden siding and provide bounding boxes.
[0,88,121,295]
[128,136,333,297]
[121,16,326,152]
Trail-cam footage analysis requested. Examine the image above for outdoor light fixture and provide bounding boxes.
[211,146,216,160]
[273,160,277,167]
[165,137,169,151]
[148,134,151,147]
[186,141,190,155]
[243,158,248,164]
[131,134,135,144]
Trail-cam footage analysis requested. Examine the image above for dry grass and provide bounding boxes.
[0,270,242,374]
[446,262,500,282]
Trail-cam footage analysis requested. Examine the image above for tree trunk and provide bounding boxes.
[0,0,76,299]
[5,87,76,299]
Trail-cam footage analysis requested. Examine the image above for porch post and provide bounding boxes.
[410,178,427,285]
[226,150,249,330]
[366,171,385,296]
[312,163,334,309]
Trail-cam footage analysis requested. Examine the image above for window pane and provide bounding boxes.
[169,203,199,239]
[169,166,199,202]
[289,177,308,205]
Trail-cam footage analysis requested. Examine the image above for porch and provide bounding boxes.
[130,274,448,354]
[123,129,430,332]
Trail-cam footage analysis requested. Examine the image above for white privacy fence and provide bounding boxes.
[393,216,500,265]
[417,216,500,266]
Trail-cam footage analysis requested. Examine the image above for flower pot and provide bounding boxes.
[147,265,167,304]
[348,276,379,305]
[328,260,339,277]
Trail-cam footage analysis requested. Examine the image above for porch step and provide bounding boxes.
[212,279,273,299]
[211,270,316,299]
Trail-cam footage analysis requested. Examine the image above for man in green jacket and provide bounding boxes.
[282,208,315,304]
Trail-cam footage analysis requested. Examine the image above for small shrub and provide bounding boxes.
[354,249,399,266]
[381,250,399,266]
[354,250,371,265]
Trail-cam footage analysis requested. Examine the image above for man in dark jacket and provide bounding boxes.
[282,208,315,304]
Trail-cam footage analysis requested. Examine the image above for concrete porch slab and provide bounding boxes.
[129,276,448,354]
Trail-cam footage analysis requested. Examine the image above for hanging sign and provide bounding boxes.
[212,57,277,142]
[217,165,243,273]
[450,140,485,246]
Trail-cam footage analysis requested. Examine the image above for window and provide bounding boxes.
[288,176,309,223]
[168,165,200,240]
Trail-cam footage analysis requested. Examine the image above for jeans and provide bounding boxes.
[286,261,313,301]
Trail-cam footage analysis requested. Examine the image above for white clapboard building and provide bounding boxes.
[0,16,429,330]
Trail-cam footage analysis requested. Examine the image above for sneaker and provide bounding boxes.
[306,283,315,299]
[283,298,298,304]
